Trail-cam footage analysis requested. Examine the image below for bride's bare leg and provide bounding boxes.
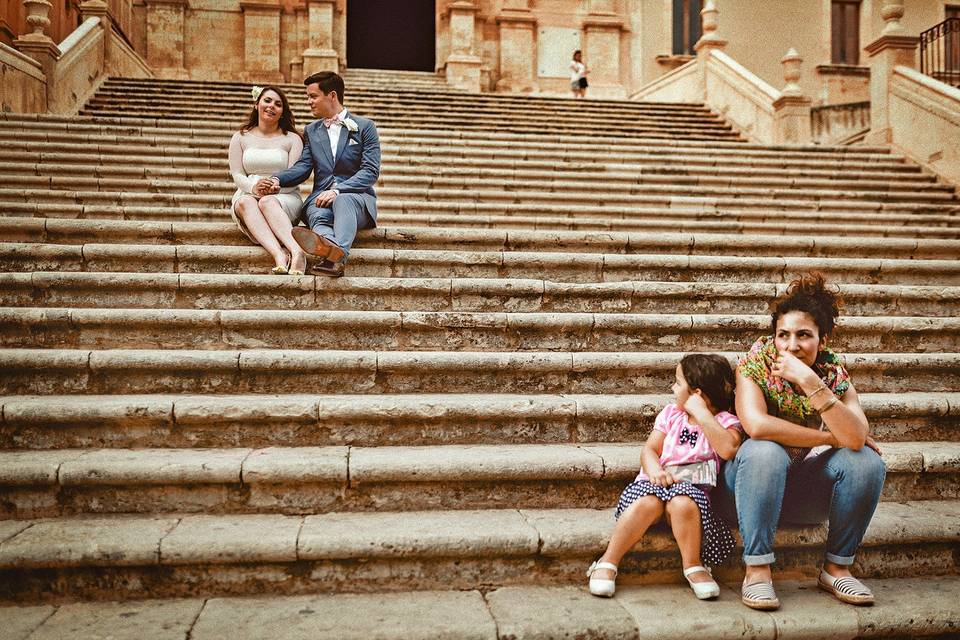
[258,195,306,272]
[235,195,288,269]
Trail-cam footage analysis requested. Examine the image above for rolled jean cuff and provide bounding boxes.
[825,552,855,566]
[743,552,775,566]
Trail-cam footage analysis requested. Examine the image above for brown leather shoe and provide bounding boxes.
[311,259,345,278]
[292,227,345,263]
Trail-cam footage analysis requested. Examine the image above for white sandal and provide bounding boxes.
[586,559,618,597]
[683,565,720,600]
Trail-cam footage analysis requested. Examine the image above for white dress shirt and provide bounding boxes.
[327,108,348,160]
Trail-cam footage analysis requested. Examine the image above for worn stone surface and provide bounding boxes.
[0,604,56,640]
[27,599,203,640]
[58,448,249,485]
[486,585,640,640]
[0,516,177,568]
[159,514,301,564]
[193,590,497,640]
[241,446,347,484]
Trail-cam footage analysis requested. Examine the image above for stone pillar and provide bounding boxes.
[303,0,338,75]
[241,0,283,82]
[864,0,917,144]
[445,0,482,92]
[692,0,726,101]
[583,0,626,98]
[772,48,812,144]
[13,0,62,82]
[495,0,536,92]
[145,0,188,79]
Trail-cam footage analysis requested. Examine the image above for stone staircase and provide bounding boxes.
[1,73,959,638]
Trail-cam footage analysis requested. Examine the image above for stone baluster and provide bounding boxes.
[773,48,812,144]
[864,0,917,144]
[445,1,482,92]
[13,0,62,83]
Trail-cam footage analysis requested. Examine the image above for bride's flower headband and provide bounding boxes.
[251,85,265,102]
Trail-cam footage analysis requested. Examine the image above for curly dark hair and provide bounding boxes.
[771,272,843,338]
[240,85,299,137]
[680,353,736,413]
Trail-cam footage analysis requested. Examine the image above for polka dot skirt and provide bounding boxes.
[615,480,736,566]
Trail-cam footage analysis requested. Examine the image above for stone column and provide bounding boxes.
[692,0,726,102]
[241,0,283,82]
[144,0,188,79]
[495,0,536,92]
[445,0,482,92]
[13,0,62,82]
[583,0,626,98]
[864,0,917,144]
[303,0,338,75]
[772,48,812,144]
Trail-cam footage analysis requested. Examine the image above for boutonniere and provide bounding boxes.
[342,117,359,132]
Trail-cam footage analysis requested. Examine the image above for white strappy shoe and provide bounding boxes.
[586,559,618,597]
[683,565,720,600]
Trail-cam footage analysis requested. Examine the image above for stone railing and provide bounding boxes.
[889,65,960,184]
[630,0,811,145]
[2,0,151,115]
[811,101,870,144]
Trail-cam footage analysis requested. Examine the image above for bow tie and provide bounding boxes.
[322,117,343,128]
[678,426,699,446]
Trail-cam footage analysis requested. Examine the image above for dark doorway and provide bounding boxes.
[347,0,435,71]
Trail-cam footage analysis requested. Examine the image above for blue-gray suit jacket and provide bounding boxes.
[274,111,380,221]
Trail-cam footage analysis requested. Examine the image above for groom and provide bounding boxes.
[257,71,380,277]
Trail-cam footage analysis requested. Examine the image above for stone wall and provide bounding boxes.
[0,42,46,112]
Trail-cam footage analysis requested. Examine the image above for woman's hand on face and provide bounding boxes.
[649,468,675,488]
[771,350,818,388]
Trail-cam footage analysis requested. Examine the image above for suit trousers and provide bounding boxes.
[302,193,375,264]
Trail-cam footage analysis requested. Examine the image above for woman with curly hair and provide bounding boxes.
[229,85,306,274]
[716,273,886,610]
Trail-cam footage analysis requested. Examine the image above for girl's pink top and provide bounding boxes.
[635,403,742,482]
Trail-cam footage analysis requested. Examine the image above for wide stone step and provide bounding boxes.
[2,308,956,353]
[0,501,957,602]
[6,205,958,238]
[4,273,954,317]
[1,392,953,450]
[0,349,955,395]
[4,221,958,260]
[2,243,956,286]
[4,578,959,640]
[2,441,955,519]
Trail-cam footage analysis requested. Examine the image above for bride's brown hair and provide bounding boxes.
[241,86,300,137]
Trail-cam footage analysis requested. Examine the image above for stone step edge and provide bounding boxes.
[3,307,958,341]
[0,500,955,570]
[4,220,958,258]
[4,577,959,640]
[0,391,954,426]
[1,441,955,489]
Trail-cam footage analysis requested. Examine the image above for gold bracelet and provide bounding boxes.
[808,384,829,399]
[816,396,839,413]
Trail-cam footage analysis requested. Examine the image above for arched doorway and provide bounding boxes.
[346,0,436,71]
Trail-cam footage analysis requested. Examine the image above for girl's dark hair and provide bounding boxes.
[680,353,735,413]
[771,272,842,338]
[241,86,299,137]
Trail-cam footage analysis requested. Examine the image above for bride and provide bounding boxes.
[228,85,306,274]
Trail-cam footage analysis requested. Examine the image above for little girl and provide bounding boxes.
[587,353,743,599]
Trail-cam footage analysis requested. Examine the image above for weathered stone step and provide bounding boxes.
[1,161,942,193]
[4,273,953,317]
[5,578,959,640]
[1,501,957,602]
[1,392,952,450]
[2,243,957,286]
[8,199,956,230]
[2,308,956,353]
[6,206,958,238]
[0,349,955,395]
[2,441,955,519]
[4,220,958,260]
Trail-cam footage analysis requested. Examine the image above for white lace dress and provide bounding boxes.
[228,130,304,242]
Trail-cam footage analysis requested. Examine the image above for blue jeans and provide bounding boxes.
[715,438,886,566]
[303,193,375,264]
